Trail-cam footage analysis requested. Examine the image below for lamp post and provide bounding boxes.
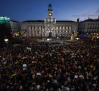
[4,36,11,62]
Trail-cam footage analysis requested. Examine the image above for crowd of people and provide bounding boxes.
[0,37,99,91]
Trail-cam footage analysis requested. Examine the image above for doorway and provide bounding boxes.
[49,32,52,37]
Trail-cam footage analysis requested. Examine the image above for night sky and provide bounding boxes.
[0,0,99,22]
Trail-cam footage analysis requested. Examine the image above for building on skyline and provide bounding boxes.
[21,4,78,38]
[10,20,21,33]
[78,17,99,36]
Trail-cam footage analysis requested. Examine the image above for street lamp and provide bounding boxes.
[4,36,11,62]
[4,36,9,43]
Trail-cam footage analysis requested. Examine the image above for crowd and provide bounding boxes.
[0,37,99,91]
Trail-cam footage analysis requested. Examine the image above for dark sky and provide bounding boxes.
[0,0,99,22]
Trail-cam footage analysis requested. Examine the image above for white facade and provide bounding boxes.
[78,18,99,34]
[21,4,78,37]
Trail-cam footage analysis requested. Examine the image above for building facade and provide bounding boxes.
[10,20,21,33]
[21,4,78,38]
[0,16,12,42]
[78,17,99,35]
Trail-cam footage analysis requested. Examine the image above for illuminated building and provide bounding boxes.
[21,4,78,37]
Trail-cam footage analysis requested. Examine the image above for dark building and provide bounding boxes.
[0,16,12,43]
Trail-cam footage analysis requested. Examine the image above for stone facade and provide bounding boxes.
[78,18,99,35]
[21,4,78,37]
[10,20,21,33]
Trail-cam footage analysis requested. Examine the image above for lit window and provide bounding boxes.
[69,26,71,30]
[53,27,55,30]
[66,26,68,30]
[63,26,65,30]
[56,26,58,30]
[60,26,61,30]
[29,26,31,30]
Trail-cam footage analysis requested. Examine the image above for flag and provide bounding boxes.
[48,27,51,30]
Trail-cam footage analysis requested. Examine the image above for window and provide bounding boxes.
[66,26,68,30]
[69,26,71,30]
[56,26,58,30]
[60,26,61,30]
[32,26,34,30]
[53,27,55,30]
[39,26,41,30]
[36,26,37,30]
[29,26,31,30]
[63,26,65,30]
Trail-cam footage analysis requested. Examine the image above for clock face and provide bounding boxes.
[49,13,51,16]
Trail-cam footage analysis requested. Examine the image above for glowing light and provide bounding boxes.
[75,38,79,40]
[49,13,51,16]
[47,39,50,41]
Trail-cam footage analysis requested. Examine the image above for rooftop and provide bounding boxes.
[22,20,76,22]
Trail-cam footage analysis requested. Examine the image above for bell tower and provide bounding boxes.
[48,4,53,19]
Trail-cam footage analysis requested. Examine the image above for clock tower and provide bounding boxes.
[48,4,53,19]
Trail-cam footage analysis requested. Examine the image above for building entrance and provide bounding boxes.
[49,32,52,37]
